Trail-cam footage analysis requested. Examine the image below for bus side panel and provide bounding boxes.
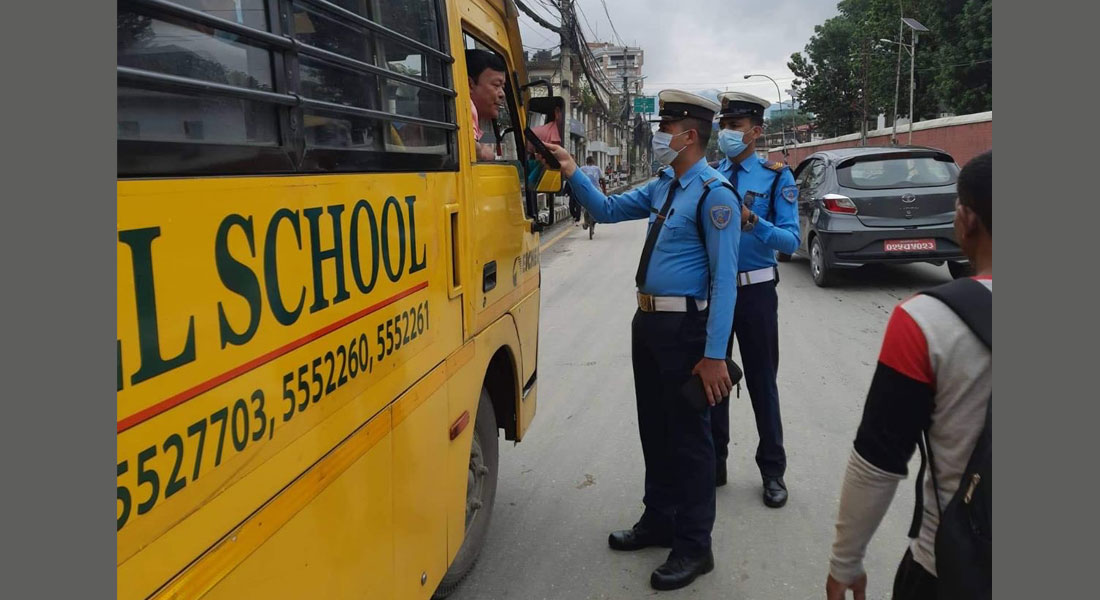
[197,364,449,600]
[117,173,463,598]
[391,368,450,599]
[182,409,394,600]
[444,318,522,564]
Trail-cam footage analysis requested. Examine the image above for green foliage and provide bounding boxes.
[766,111,813,134]
[789,0,992,137]
[579,83,598,113]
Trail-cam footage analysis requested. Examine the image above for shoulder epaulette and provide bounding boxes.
[764,161,788,172]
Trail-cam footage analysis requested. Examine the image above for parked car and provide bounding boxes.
[788,146,971,287]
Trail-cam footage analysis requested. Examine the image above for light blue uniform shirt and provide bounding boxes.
[567,157,741,359]
[716,156,801,271]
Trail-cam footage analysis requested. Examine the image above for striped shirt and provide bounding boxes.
[829,276,992,583]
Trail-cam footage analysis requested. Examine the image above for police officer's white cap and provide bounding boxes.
[717,91,771,120]
[649,89,721,123]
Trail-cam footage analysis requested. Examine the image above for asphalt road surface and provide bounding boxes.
[450,208,956,600]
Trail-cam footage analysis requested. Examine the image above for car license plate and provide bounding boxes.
[884,239,936,252]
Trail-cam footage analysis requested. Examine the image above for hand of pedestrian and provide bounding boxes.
[741,204,752,224]
[825,573,866,600]
[691,358,732,406]
[537,142,577,177]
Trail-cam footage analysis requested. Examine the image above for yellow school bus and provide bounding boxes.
[116,1,562,597]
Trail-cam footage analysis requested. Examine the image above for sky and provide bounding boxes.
[517,0,843,106]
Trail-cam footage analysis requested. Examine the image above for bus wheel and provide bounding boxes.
[432,387,499,599]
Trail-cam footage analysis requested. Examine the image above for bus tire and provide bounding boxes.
[432,386,499,599]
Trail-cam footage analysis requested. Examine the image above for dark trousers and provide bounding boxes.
[568,194,581,221]
[631,308,716,557]
[711,279,786,479]
[892,549,938,600]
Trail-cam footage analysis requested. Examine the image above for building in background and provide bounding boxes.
[525,45,642,183]
[525,43,647,222]
[587,42,643,81]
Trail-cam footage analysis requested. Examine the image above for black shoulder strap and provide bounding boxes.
[921,278,992,349]
[692,177,739,300]
[907,276,992,539]
[767,169,786,223]
[694,177,741,244]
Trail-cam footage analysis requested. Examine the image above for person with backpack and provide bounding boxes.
[825,151,992,600]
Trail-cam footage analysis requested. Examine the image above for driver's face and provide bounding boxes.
[470,69,506,120]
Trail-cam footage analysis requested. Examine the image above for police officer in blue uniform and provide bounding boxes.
[537,90,741,591]
[711,91,800,508]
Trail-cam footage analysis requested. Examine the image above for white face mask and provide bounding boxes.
[652,130,690,166]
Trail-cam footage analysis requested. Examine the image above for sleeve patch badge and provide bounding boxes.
[710,205,733,229]
[781,185,799,203]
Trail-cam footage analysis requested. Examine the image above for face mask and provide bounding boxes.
[652,130,689,166]
[718,129,749,158]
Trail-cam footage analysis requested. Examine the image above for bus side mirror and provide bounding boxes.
[524,96,565,194]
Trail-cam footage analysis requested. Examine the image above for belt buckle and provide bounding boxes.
[638,293,655,312]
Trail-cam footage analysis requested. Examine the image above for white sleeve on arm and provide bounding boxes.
[829,448,906,584]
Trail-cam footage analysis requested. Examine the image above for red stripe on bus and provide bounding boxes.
[117,281,430,434]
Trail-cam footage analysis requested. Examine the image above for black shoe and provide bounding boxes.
[650,550,715,590]
[763,477,788,508]
[716,462,727,487]
[608,526,673,551]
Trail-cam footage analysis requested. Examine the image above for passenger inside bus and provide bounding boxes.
[466,48,507,161]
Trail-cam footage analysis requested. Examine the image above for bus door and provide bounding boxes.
[459,32,535,339]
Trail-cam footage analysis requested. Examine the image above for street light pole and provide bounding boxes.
[908,31,918,145]
[891,16,902,144]
[880,17,928,146]
[744,73,787,157]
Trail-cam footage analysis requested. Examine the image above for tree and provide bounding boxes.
[789,0,992,137]
[766,111,813,135]
[927,0,992,114]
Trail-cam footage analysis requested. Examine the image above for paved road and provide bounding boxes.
[451,211,955,600]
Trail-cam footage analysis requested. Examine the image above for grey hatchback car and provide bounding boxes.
[786,146,970,287]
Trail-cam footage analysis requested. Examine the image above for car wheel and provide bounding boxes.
[777,252,792,263]
[948,261,974,280]
[432,387,499,599]
[810,237,833,287]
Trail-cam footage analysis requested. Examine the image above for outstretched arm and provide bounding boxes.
[539,143,652,223]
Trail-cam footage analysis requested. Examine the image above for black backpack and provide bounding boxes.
[909,277,991,600]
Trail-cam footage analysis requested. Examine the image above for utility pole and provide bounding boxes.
[623,68,630,178]
[559,0,574,155]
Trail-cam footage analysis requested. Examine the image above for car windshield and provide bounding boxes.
[837,156,958,189]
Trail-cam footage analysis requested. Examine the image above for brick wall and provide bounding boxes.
[768,114,992,168]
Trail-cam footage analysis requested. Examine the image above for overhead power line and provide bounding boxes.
[515,0,562,34]
[600,0,626,47]
[919,58,992,71]
[574,1,600,42]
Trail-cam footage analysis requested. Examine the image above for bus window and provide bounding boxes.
[118,0,457,176]
[289,0,455,170]
[116,10,279,146]
[463,36,520,164]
